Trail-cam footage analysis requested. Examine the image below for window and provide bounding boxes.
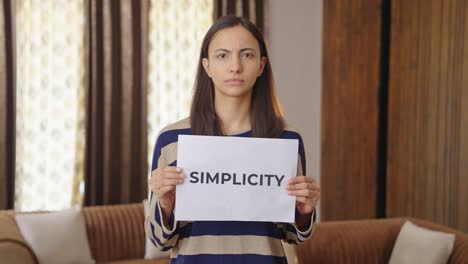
[147,0,213,170]
[15,0,213,210]
[15,0,86,211]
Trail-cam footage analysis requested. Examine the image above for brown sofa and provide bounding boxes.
[297,217,468,264]
[1,203,467,264]
[0,203,170,264]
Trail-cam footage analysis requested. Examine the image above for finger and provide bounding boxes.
[286,182,320,191]
[160,178,184,188]
[151,167,167,177]
[163,166,183,173]
[152,176,184,191]
[151,166,183,177]
[151,170,184,182]
[288,176,316,185]
[159,171,185,180]
[288,189,320,198]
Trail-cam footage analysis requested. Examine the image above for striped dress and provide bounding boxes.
[145,118,315,264]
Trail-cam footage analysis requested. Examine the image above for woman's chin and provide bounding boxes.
[215,87,252,99]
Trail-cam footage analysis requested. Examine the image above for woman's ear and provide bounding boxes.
[202,58,211,78]
[258,57,267,76]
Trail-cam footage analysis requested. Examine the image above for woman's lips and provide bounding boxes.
[225,79,245,85]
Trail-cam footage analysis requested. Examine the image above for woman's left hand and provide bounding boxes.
[286,176,321,215]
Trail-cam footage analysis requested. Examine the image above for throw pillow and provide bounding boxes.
[143,199,171,259]
[389,220,455,264]
[15,206,95,264]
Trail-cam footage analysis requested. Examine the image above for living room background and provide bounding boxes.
[14,0,212,211]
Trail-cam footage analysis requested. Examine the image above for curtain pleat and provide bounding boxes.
[0,0,16,210]
[213,0,264,33]
[254,0,264,34]
[85,0,149,206]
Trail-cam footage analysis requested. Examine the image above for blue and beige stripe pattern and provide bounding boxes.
[144,118,315,264]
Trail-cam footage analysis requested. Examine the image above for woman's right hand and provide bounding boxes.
[149,166,185,211]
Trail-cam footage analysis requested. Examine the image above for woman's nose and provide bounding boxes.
[229,56,242,73]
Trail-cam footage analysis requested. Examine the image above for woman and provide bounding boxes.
[145,15,321,263]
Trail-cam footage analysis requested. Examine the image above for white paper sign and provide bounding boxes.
[175,135,298,223]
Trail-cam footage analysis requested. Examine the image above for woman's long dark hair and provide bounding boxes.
[190,15,284,138]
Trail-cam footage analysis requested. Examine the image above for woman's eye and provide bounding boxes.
[242,53,254,59]
[216,53,227,59]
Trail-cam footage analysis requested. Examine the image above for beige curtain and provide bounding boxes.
[146,0,213,189]
[0,0,15,210]
[85,0,149,206]
[15,0,87,212]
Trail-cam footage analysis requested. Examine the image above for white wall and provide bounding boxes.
[266,0,323,191]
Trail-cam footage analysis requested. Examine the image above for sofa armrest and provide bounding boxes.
[450,236,468,264]
[297,218,405,264]
[0,215,38,264]
[82,203,146,262]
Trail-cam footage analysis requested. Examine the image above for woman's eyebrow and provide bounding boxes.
[214,48,256,53]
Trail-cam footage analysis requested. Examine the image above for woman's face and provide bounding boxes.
[202,25,266,100]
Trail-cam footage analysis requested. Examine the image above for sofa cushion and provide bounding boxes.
[15,206,95,264]
[389,220,455,264]
[143,199,171,259]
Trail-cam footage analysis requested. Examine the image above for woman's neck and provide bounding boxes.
[214,94,252,135]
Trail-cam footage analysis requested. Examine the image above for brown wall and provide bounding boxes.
[321,0,382,220]
[322,0,468,232]
[386,0,468,232]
